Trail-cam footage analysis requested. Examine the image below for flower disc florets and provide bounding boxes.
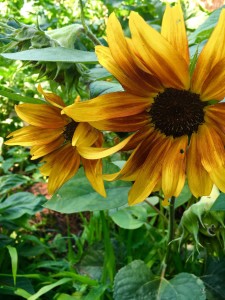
[63,120,78,141]
[150,88,205,138]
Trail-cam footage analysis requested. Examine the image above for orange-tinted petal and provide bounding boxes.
[200,58,225,101]
[191,9,225,95]
[209,166,225,193]
[72,122,100,147]
[37,84,66,109]
[82,158,106,197]
[198,123,225,172]
[128,135,172,205]
[162,135,188,199]
[89,113,149,132]
[43,144,80,194]
[63,92,151,122]
[95,46,162,96]
[205,104,225,129]
[15,104,67,128]
[161,2,189,65]
[30,136,65,159]
[77,133,134,159]
[187,133,213,198]
[129,11,190,89]
[5,126,63,146]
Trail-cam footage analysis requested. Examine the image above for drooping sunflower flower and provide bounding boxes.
[5,85,110,195]
[63,2,225,206]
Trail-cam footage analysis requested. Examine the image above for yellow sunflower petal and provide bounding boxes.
[46,144,80,194]
[104,127,157,181]
[191,9,225,95]
[198,123,225,172]
[95,46,162,96]
[77,133,134,159]
[37,84,66,109]
[99,13,162,95]
[122,125,154,150]
[200,58,225,101]
[129,11,190,89]
[30,136,65,159]
[128,135,172,206]
[205,104,225,129]
[161,2,189,65]
[63,92,151,122]
[82,158,106,197]
[72,123,100,147]
[162,135,188,199]
[15,104,67,128]
[209,166,225,193]
[5,126,63,146]
[89,113,149,132]
[187,133,213,198]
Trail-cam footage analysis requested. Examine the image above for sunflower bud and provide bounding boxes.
[179,187,225,254]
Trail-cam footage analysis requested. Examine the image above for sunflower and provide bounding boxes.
[5,85,110,196]
[62,2,225,206]
[63,2,225,204]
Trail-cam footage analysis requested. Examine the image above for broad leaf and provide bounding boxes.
[110,204,158,229]
[189,6,225,45]
[0,192,45,221]
[175,182,192,209]
[1,47,97,63]
[113,260,153,300]
[0,174,30,196]
[210,193,225,211]
[202,257,225,300]
[90,81,123,98]
[44,167,131,213]
[114,260,206,300]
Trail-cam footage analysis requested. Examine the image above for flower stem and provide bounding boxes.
[168,196,176,242]
[160,196,176,278]
[78,0,102,46]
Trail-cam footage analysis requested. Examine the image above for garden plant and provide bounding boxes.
[1,0,225,299]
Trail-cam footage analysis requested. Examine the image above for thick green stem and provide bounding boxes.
[78,0,102,46]
[168,196,176,243]
[160,196,176,278]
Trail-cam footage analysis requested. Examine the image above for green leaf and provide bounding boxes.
[0,174,30,196]
[0,192,45,221]
[174,182,192,209]
[28,278,72,300]
[210,193,225,211]
[158,273,206,300]
[1,47,97,63]
[56,294,77,300]
[189,6,225,45]
[202,257,225,300]
[114,261,206,300]
[84,285,108,300]
[15,288,32,299]
[113,260,153,300]
[0,89,44,104]
[44,167,131,213]
[90,81,123,98]
[110,206,151,229]
[7,246,18,285]
[84,67,112,81]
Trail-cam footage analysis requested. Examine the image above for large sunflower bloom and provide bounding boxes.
[5,86,108,196]
[63,3,225,206]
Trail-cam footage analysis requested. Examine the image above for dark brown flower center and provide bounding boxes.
[149,88,205,138]
[63,120,78,141]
